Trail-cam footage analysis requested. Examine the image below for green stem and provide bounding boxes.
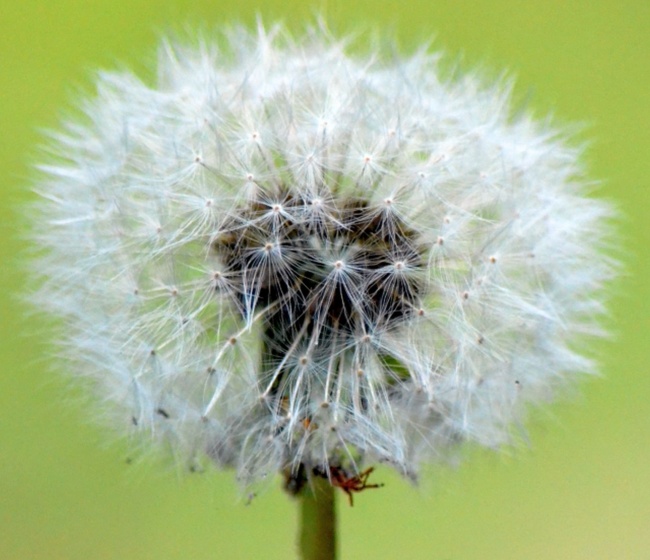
[298,476,337,560]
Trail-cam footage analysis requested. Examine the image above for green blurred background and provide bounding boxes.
[1,1,648,558]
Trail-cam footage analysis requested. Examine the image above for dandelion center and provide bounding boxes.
[213,189,425,398]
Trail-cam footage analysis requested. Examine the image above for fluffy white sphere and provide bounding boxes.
[32,23,614,489]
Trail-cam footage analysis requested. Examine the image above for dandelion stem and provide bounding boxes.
[298,476,337,560]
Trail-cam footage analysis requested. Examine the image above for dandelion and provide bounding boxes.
[31,22,615,559]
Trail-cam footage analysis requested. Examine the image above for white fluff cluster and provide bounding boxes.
[32,24,614,488]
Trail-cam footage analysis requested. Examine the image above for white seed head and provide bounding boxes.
[31,23,615,489]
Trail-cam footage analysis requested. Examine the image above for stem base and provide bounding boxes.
[298,476,337,560]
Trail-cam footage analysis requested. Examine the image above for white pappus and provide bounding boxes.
[31,22,615,492]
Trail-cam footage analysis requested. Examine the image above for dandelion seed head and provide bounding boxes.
[31,23,615,490]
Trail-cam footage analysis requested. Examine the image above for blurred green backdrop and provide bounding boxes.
[1,1,648,559]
